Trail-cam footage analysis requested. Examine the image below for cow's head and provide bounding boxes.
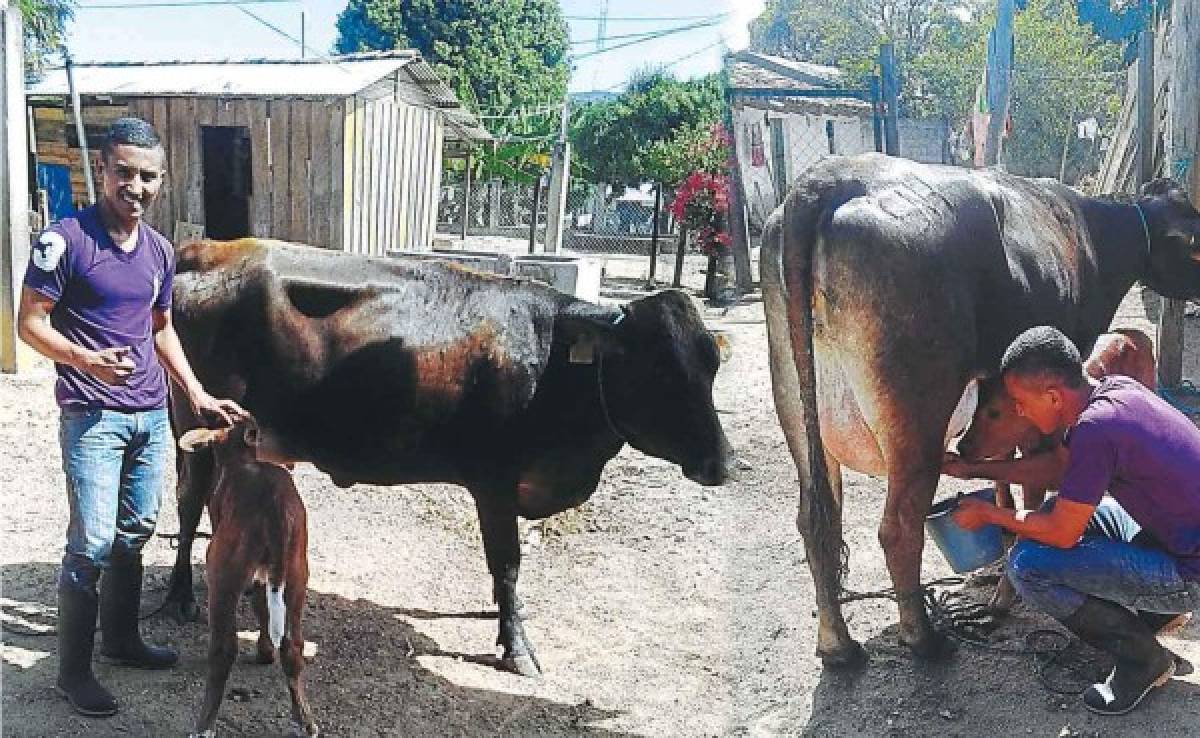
[1139,179,1200,298]
[563,290,736,485]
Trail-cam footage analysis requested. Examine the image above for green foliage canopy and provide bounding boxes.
[335,0,570,125]
[570,70,723,187]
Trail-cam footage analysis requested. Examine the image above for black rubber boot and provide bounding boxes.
[1061,597,1175,715]
[100,557,178,669]
[56,583,118,717]
[1138,610,1194,676]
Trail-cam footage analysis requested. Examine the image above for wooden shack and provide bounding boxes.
[26,51,490,254]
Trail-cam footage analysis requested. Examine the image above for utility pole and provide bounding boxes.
[879,43,900,156]
[65,54,95,204]
[300,11,306,58]
[1158,3,1190,389]
[983,0,1015,167]
[1,0,31,372]
[543,100,571,253]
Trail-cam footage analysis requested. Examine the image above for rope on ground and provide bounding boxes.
[839,576,1100,696]
[1,531,212,639]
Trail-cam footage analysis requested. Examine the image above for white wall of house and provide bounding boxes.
[734,105,949,232]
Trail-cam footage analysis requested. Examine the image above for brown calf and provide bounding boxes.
[957,329,1156,610]
[178,423,318,738]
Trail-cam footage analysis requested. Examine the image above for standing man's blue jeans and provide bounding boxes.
[58,407,171,593]
[1008,497,1200,621]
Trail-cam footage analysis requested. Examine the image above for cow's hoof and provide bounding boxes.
[286,720,319,738]
[906,630,956,661]
[501,651,543,678]
[165,598,200,624]
[817,640,868,669]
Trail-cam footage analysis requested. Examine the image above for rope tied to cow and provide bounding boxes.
[837,572,1105,696]
[1,530,215,639]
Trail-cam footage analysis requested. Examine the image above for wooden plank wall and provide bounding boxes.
[32,90,455,255]
[342,96,444,255]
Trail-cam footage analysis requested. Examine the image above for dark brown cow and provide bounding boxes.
[164,239,735,676]
[178,422,316,738]
[761,153,1200,666]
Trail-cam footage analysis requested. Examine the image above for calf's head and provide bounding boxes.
[1140,179,1200,298]
[956,375,1039,462]
[562,290,736,486]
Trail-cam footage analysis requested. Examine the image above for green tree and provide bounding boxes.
[1003,0,1123,179]
[746,0,1123,181]
[571,69,723,187]
[18,0,73,74]
[334,0,569,123]
[749,0,986,116]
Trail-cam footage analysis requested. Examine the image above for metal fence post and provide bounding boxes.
[527,173,543,254]
[460,154,472,241]
[869,76,884,153]
[646,183,661,288]
[672,224,688,288]
[879,43,900,156]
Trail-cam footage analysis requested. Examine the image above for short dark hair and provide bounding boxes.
[1000,326,1086,389]
[100,117,162,159]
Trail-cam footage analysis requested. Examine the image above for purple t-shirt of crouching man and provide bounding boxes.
[1060,375,1200,580]
[23,206,175,411]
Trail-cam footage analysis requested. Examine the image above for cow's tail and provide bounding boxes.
[761,187,846,590]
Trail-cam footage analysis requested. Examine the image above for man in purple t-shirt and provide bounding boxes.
[945,326,1200,716]
[17,118,246,718]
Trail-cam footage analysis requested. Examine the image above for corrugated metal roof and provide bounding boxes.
[726,50,869,117]
[727,51,845,91]
[28,53,417,97]
[27,51,491,142]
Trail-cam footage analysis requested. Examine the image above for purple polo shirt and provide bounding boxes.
[1060,375,1200,579]
[23,206,175,411]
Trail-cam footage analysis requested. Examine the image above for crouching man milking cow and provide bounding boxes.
[944,326,1200,715]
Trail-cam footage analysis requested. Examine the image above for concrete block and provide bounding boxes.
[388,248,513,276]
[512,254,603,303]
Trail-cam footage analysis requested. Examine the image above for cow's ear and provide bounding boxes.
[179,428,222,452]
[559,303,625,364]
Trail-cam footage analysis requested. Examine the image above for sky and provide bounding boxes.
[61,0,765,94]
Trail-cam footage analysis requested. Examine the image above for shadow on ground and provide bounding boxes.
[1,562,633,738]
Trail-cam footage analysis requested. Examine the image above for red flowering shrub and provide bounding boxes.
[668,169,731,256]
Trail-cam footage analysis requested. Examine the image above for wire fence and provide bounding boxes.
[436,173,711,294]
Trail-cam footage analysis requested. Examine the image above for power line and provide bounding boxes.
[568,18,722,47]
[571,18,724,60]
[476,104,565,121]
[565,13,729,22]
[601,37,728,92]
[78,0,294,7]
[231,4,334,65]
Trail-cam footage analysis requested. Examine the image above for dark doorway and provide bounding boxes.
[201,126,252,239]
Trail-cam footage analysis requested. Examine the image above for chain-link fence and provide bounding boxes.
[436,172,712,294]
[437,174,548,247]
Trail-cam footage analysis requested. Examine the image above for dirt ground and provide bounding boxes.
[3,278,1200,738]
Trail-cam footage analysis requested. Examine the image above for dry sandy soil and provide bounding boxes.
[3,276,1200,737]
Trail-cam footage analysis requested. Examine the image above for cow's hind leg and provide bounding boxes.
[165,436,216,624]
[473,493,540,677]
[799,450,866,667]
[764,258,864,666]
[281,575,317,737]
[876,372,969,659]
[190,543,251,738]
[251,582,276,664]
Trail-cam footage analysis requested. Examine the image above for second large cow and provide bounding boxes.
[163,239,735,676]
[762,154,1200,667]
